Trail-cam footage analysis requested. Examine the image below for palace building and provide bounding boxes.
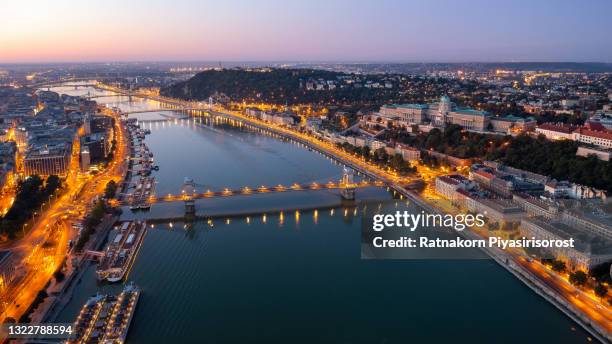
[378,95,490,131]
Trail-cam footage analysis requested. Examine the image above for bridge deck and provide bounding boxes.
[121,181,385,206]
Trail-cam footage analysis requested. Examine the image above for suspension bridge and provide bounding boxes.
[122,169,384,216]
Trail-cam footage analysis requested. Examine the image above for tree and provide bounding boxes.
[374,148,388,163]
[594,284,608,299]
[589,262,612,283]
[360,146,371,158]
[1,175,60,238]
[75,200,108,251]
[551,260,566,273]
[53,270,65,283]
[104,180,117,199]
[44,175,61,195]
[390,154,404,171]
[569,270,588,286]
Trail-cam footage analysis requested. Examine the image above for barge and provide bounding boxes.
[68,283,140,344]
[96,221,146,283]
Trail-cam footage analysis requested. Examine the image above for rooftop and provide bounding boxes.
[454,108,489,116]
[537,122,577,134]
[384,103,429,110]
[573,127,612,140]
[438,174,470,186]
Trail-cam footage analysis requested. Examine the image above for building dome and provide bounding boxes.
[438,95,451,114]
[440,95,451,104]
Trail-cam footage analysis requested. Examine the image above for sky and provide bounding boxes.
[1,0,611,63]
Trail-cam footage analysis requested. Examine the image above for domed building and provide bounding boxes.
[378,95,490,131]
[438,95,452,114]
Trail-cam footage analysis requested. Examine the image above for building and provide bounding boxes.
[535,121,612,149]
[80,147,91,171]
[561,98,580,109]
[512,193,560,219]
[535,123,576,141]
[571,127,612,149]
[561,208,612,240]
[0,142,17,190]
[544,180,573,198]
[576,146,611,161]
[489,115,537,133]
[245,107,262,118]
[81,132,111,163]
[91,115,114,134]
[0,251,17,296]
[14,126,29,153]
[378,104,427,125]
[23,144,71,176]
[378,95,490,131]
[464,196,525,225]
[395,144,420,162]
[260,111,296,126]
[470,163,544,197]
[83,113,92,135]
[589,113,612,130]
[80,100,97,114]
[522,104,544,114]
[435,174,474,202]
[542,179,604,200]
[484,161,548,185]
[369,140,385,151]
[521,217,612,271]
[437,173,525,225]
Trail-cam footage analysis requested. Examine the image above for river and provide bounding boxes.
[46,84,593,343]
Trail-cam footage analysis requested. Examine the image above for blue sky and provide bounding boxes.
[1,0,610,62]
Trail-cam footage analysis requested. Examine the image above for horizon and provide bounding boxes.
[1,0,611,63]
[2,60,612,66]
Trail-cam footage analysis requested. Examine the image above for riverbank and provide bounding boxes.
[38,215,118,323]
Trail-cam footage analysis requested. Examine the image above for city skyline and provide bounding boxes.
[1,0,612,63]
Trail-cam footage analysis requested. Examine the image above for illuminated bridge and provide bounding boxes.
[122,169,388,216]
[120,108,202,116]
[182,180,376,201]
[122,181,385,206]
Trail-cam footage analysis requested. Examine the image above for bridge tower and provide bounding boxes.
[340,167,355,201]
[182,177,196,217]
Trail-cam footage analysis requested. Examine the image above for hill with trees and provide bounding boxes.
[160,68,405,106]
